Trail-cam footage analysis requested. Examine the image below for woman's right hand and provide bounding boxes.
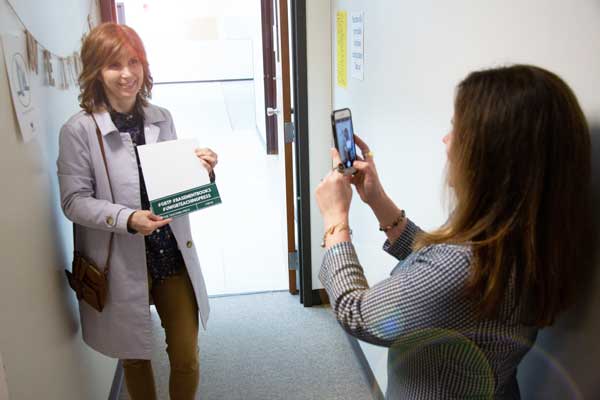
[128,210,172,236]
[351,135,386,206]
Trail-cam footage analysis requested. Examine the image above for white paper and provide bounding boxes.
[138,139,208,199]
[137,138,221,218]
[351,12,364,81]
[2,34,41,142]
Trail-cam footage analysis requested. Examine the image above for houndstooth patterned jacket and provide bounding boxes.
[319,220,538,399]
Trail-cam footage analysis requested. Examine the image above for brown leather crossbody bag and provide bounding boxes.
[65,118,115,312]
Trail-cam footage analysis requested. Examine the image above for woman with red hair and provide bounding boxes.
[58,23,215,400]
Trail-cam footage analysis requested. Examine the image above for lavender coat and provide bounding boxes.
[57,103,210,359]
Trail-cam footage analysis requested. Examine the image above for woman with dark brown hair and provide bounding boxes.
[57,23,216,399]
[316,65,590,398]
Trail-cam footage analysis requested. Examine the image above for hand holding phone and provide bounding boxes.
[331,108,357,174]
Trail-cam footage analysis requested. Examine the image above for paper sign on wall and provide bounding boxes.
[137,139,222,218]
[2,34,41,142]
[351,12,364,80]
[336,11,348,88]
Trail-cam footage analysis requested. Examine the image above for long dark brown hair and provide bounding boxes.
[416,65,591,326]
[78,23,153,113]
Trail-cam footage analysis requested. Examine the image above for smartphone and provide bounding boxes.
[331,108,357,173]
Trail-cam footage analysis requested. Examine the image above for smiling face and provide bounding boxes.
[79,23,153,113]
[99,47,144,112]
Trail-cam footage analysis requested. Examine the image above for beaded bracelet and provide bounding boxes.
[321,222,352,248]
[379,210,406,232]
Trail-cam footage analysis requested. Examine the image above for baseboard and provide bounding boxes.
[108,360,123,400]
[346,335,385,400]
[311,289,329,305]
[209,289,288,299]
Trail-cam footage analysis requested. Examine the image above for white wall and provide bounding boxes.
[122,0,255,82]
[0,1,116,399]
[326,0,600,397]
[122,0,265,138]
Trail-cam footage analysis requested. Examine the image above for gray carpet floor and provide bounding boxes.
[119,291,376,400]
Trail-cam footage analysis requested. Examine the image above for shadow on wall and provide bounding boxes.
[47,153,81,337]
[39,104,81,338]
[50,202,81,337]
[517,124,600,399]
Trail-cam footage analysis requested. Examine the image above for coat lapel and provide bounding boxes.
[92,110,117,136]
[145,123,160,144]
[142,104,167,144]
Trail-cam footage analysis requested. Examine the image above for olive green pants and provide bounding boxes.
[122,269,199,400]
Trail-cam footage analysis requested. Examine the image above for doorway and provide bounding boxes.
[119,0,289,296]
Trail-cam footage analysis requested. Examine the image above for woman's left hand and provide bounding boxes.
[316,148,353,227]
[195,147,218,173]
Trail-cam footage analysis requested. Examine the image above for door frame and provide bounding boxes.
[261,0,279,155]
[277,0,299,295]
[99,0,117,22]
[290,0,316,306]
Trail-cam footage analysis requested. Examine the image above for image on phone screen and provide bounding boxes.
[334,118,356,169]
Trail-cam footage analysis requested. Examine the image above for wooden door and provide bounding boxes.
[260,0,279,155]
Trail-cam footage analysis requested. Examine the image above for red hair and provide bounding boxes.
[78,23,152,113]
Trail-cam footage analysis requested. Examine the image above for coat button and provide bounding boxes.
[186,240,193,248]
[106,216,114,226]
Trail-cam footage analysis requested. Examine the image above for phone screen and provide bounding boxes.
[333,115,357,169]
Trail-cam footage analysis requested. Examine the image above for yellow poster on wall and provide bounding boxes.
[336,11,347,88]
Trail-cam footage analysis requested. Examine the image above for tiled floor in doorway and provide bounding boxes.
[153,83,289,296]
[188,128,289,295]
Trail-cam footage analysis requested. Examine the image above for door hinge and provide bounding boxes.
[288,251,299,270]
[284,121,295,143]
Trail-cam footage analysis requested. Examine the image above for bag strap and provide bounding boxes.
[72,115,116,275]
[93,116,116,274]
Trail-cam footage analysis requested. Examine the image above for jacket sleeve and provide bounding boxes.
[319,240,472,348]
[382,219,422,261]
[57,122,135,234]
